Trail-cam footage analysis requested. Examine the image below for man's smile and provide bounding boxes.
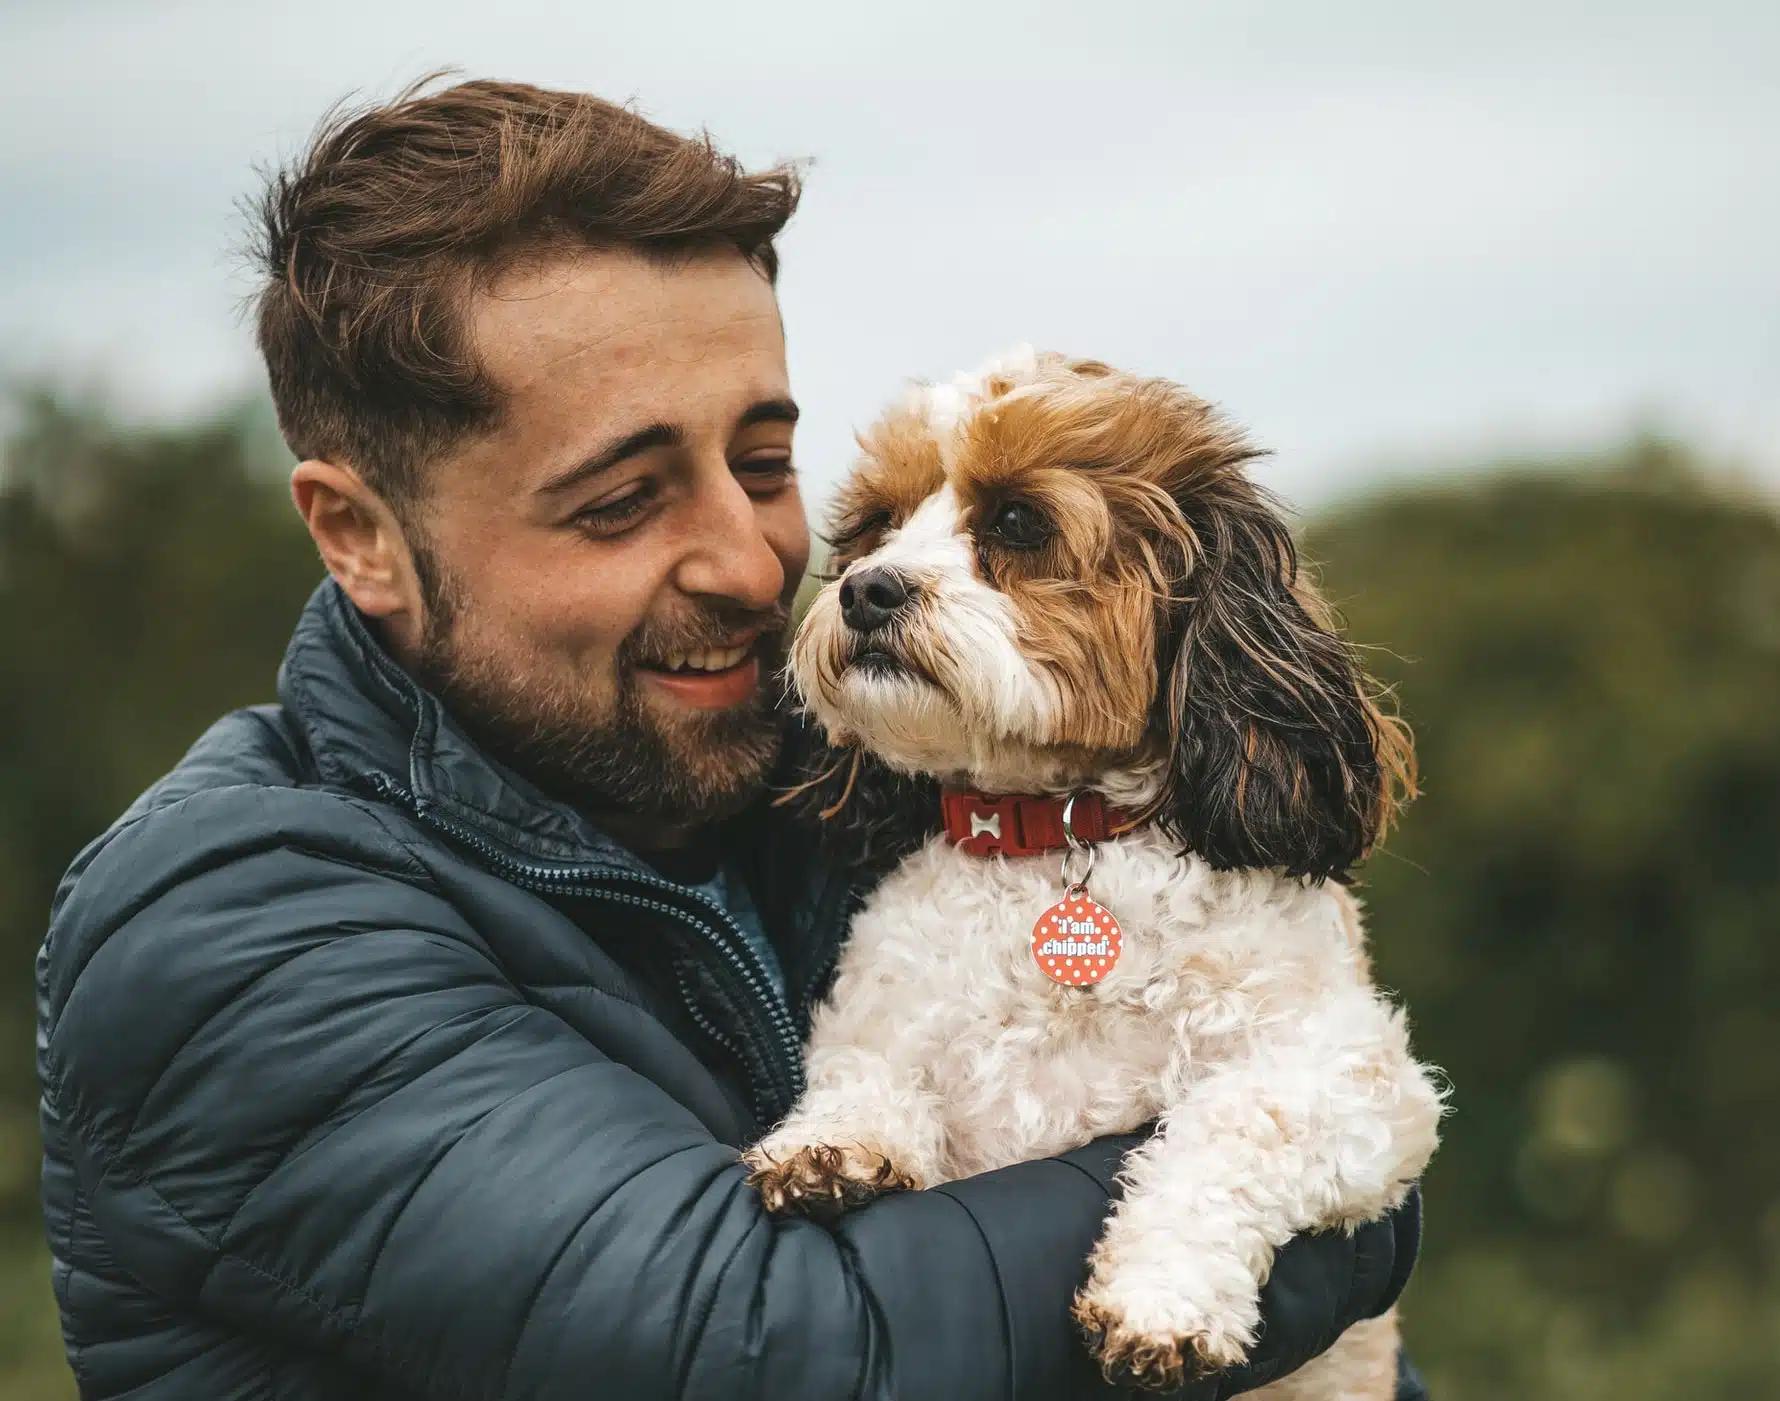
[657,642,754,673]
[635,631,769,709]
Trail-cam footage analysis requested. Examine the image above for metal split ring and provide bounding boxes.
[1059,792,1096,890]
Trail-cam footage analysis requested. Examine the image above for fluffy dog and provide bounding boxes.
[744,349,1444,1396]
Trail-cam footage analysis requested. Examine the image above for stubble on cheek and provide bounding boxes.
[413,580,789,826]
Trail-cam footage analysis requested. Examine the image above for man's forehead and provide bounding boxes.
[470,245,787,402]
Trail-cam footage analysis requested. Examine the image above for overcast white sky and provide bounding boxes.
[1,0,1774,507]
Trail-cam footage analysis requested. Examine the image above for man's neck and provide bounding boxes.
[592,810,706,856]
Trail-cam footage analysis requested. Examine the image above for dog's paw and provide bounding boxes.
[742,1141,919,1223]
[1073,1290,1254,1392]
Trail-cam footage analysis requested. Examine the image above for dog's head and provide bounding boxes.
[788,349,1413,881]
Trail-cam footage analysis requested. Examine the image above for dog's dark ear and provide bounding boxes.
[771,715,941,879]
[1154,485,1414,881]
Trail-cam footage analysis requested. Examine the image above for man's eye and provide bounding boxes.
[573,484,656,537]
[986,499,1052,550]
[736,454,796,491]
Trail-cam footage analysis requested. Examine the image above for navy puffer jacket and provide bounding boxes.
[37,581,1426,1399]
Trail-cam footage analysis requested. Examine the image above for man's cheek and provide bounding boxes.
[534,602,629,682]
[766,498,813,601]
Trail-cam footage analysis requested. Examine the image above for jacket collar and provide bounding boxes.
[277,579,650,874]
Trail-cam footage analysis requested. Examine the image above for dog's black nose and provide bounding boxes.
[839,566,913,633]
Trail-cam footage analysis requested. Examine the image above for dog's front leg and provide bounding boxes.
[1075,999,1442,1391]
[744,1035,948,1223]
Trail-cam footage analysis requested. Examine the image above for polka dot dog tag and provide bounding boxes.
[1031,888,1123,987]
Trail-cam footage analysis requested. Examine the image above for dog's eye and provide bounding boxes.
[986,499,1052,551]
[826,509,891,554]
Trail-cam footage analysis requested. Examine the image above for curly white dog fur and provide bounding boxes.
[746,350,1445,1396]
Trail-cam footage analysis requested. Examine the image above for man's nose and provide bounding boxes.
[676,472,787,610]
[839,566,914,633]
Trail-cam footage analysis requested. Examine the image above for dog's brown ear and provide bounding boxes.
[1153,484,1414,881]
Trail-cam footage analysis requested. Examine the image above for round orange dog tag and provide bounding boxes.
[1031,889,1123,987]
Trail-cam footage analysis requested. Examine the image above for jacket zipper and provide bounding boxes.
[795,872,853,1029]
[365,775,805,1119]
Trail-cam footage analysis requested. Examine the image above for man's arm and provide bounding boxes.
[42,794,1414,1400]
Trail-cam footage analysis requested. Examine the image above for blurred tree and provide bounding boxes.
[1,394,1776,1399]
[1308,441,1780,1401]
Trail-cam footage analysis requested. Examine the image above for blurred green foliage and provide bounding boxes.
[0,393,1776,1399]
[1307,445,1780,1400]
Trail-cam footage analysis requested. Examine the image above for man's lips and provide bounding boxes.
[635,632,767,710]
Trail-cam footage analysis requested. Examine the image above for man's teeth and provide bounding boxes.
[659,644,751,673]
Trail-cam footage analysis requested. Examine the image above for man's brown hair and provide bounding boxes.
[253,77,802,515]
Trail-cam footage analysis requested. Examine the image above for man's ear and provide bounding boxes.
[290,460,423,632]
[1154,486,1415,882]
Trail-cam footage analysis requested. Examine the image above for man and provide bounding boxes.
[37,79,1427,1400]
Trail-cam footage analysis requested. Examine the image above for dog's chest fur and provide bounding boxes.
[814,827,1372,1181]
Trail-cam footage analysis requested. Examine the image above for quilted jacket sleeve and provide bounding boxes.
[40,792,1413,1401]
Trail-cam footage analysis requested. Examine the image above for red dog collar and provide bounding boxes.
[940,790,1141,858]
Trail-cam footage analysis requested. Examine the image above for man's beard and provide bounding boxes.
[409,551,790,831]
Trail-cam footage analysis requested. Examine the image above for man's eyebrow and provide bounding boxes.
[736,397,800,431]
[536,422,684,496]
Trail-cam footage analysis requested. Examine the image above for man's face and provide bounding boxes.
[407,246,810,837]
